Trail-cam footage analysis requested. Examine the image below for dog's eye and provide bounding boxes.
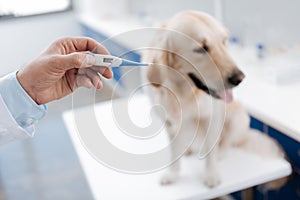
[193,45,209,54]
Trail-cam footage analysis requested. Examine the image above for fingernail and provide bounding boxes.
[103,67,113,78]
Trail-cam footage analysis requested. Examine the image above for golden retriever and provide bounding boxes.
[143,10,286,188]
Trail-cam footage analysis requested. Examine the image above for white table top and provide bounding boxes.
[62,95,291,200]
[230,47,300,142]
[234,76,300,142]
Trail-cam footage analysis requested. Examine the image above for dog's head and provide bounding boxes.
[145,11,244,103]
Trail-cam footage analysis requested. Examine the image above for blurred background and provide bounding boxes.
[0,0,299,199]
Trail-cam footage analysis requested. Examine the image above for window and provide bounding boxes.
[0,0,71,19]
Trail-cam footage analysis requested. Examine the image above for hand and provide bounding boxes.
[17,37,113,105]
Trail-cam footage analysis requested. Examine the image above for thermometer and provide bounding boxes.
[87,52,148,67]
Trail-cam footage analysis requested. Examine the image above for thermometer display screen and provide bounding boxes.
[103,58,114,63]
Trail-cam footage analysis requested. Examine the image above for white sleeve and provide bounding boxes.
[0,94,34,145]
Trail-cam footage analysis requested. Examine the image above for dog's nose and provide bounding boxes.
[228,70,245,86]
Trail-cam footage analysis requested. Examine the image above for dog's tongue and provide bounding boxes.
[217,89,233,103]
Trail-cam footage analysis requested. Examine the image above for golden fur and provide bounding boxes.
[143,10,287,188]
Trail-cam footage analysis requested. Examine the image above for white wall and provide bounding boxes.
[128,0,300,48]
[128,0,214,21]
[223,0,300,48]
[128,0,300,49]
[0,11,81,76]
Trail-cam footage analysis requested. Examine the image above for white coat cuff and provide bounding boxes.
[0,72,47,129]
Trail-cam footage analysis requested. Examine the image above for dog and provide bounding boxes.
[142,10,286,188]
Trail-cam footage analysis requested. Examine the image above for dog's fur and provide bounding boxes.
[143,11,287,188]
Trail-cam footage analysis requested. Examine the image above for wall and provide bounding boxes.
[0,11,80,76]
[79,0,214,26]
[129,0,300,49]
[78,0,300,49]
[128,0,214,22]
[130,0,300,48]
[223,0,300,48]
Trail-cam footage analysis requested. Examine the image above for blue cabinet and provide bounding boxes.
[268,127,300,171]
[250,116,265,132]
[230,116,299,200]
[250,117,300,200]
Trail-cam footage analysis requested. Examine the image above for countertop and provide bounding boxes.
[62,95,291,200]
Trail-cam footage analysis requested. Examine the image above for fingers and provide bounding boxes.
[77,67,111,89]
[58,52,96,70]
[92,44,110,55]
[72,37,110,55]
[50,37,114,79]
[53,37,110,55]
[85,69,103,89]
[78,66,113,79]
[60,55,113,90]
[60,52,114,76]
[90,66,114,79]
[77,66,113,89]
[76,75,93,89]
[57,53,115,79]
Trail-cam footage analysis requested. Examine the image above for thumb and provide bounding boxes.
[59,52,96,70]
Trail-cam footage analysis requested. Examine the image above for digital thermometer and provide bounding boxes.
[87,52,148,67]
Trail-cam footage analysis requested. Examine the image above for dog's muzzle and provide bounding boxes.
[187,73,220,99]
[187,72,235,103]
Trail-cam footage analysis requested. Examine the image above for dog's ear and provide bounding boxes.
[144,23,175,87]
[161,47,175,67]
[146,48,175,88]
[143,47,165,88]
[147,60,163,88]
[144,24,174,88]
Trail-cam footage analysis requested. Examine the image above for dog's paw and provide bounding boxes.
[204,173,221,188]
[160,172,178,185]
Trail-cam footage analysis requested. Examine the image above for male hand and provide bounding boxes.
[17,37,113,104]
